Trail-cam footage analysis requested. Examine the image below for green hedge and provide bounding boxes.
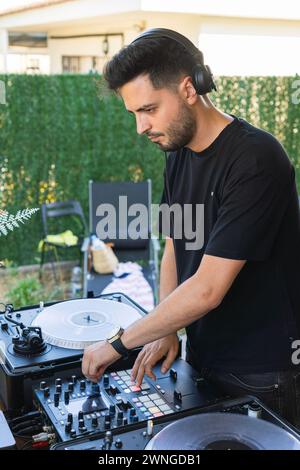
[0,74,299,265]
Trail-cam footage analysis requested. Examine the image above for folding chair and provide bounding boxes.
[82,180,160,306]
[40,200,88,281]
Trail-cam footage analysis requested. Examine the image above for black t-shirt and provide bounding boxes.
[160,116,300,373]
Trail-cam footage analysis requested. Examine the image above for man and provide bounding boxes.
[82,29,300,426]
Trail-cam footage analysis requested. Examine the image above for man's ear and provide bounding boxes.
[178,76,198,105]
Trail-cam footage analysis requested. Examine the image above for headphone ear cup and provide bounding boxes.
[192,64,216,95]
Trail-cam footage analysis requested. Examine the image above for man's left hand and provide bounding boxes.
[82,341,121,382]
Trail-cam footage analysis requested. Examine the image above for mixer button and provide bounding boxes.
[154,399,164,406]
[148,393,160,400]
[149,406,160,414]
[159,404,171,412]
[141,383,150,391]
[143,401,154,408]
[139,396,149,403]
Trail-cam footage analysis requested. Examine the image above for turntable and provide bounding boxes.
[0,293,146,412]
[52,396,300,451]
[145,412,300,450]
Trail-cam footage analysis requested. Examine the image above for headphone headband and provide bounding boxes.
[131,28,203,62]
[130,28,216,95]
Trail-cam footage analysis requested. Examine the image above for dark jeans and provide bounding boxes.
[200,368,300,429]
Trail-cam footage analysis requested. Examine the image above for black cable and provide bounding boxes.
[14,424,43,436]
[13,419,43,432]
[20,440,33,451]
[9,411,41,425]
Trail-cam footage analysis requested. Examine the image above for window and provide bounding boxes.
[8,32,47,48]
[62,56,80,74]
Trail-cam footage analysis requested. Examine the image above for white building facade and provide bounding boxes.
[0,0,299,76]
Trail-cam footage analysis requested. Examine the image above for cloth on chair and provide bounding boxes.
[101,262,155,312]
[38,230,78,252]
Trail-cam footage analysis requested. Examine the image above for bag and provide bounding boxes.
[91,241,118,274]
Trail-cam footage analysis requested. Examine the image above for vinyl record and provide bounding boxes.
[145,412,300,450]
[31,298,142,349]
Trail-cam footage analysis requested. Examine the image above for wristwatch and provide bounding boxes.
[106,326,130,357]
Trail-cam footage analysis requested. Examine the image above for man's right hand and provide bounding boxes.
[130,333,179,386]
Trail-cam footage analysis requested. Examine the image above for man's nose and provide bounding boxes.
[136,115,151,135]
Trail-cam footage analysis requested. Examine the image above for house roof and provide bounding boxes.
[0,0,75,17]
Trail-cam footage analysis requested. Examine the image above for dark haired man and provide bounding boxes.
[82,29,300,426]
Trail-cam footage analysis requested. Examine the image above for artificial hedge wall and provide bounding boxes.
[0,74,299,265]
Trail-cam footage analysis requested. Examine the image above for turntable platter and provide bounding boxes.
[145,412,300,450]
[31,299,142,349]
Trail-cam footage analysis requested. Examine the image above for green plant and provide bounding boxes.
[0,208,39,237]
[0,74,298,265]
[7,276,43,309]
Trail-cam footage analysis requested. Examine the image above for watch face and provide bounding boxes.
[107,326,121,340]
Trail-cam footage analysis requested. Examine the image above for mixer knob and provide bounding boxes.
[56,384,62,394]
[109,404,116,415]
[115,439,123,449]
[91,383,100,395]
[55,378,62,387]
[39,381,47,390]
[43,387,50,398]
[80,380,86,391]
[117,411,123,425]
[54,392,60,407]
[122,417,128,426]
[121,399,129,410]
[71,375,77,384]
[67,413,73,424]
[170,368,177,381]
[70,429,76,438]
[103,374,109,387]
[65,422,72,434]
[68,382,74,392]
[132,416,139,423]
[104,413,111,422]
[78,418,85,428]
[104,420,111,430]
[92,416,98,427]
[174,389,182,402]
[129,408,136,417]
[248,403,262,419]
[64,391,70,404]
[78,411,84,421]
[109,385,117,396]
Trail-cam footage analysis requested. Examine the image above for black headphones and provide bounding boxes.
[131,28,217,96]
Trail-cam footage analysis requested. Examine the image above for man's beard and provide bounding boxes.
[150,102,196,152]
